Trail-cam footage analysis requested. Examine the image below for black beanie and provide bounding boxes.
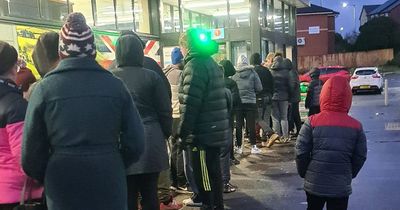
[0,41,18,76]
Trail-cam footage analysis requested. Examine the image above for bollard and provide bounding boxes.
[385,79,388,106]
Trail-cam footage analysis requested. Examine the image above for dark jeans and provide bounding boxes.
[170,118,186,187]
[236,103,257,146]
[220,127,233,185]
[308,106,321,116]
[289,102,302,134]
[127,173,160,210]
[306,192,349,210]
[192,147,224,210]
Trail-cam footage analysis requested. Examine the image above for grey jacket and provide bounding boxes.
[296,76,367,197]
[270,57,295,101]
[232,66,263,104]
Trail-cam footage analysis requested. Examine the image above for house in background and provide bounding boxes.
[362,0,400,25]
[296,4,339,57]
[360,5,380,26]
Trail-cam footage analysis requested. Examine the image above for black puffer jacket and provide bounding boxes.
[178,29,229,148]
[270,56,295,101]
[287,61,301,103]
[250,53,274,99]
[296,76,367,197]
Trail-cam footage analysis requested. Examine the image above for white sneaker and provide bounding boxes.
[251,146,262,154]
[182,198,202,207]
[235,146,243,154]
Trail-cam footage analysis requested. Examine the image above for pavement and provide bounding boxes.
[178,73,400,210]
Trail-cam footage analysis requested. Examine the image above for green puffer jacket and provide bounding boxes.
[178,30,229,148]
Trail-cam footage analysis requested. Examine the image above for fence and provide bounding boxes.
[298,48,394,71]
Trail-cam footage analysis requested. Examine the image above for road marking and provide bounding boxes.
[385,122,400,131]
[300,202,308,205]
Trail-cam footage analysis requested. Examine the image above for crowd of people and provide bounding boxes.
[0,12,367,210]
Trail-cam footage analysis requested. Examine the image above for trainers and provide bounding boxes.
[261,141,268,147]
[266,133,280,148]
[223,183,237,193]
[176,185,191,194]
[235,146,243,154]
[160,199,183,210]
[182,197,202,207]
[251,145,262,154]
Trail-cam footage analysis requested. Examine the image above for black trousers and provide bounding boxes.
[170,118,186,187]
[127,173,160,210]
[192,147,224,210]
[236,103,257,146]
[289,102,302,134]
[308,106,321,116]
[306,192,349,210]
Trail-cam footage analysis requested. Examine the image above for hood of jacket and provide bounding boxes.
[249,53,262,66]
[219,60,236,77]
[32,32,59,77]
[185,29,218,60]
[235,66,254,79]
[320,76,352,113]
[270,56,284,71]
[116,34,144,67]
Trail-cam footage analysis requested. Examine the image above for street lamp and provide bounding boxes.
[342,2,356,32]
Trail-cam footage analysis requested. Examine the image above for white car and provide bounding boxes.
[350,67,384,94]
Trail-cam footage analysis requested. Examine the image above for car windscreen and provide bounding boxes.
[355,69,376,75]
[319,68,348,75]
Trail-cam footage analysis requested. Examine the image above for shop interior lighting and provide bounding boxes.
[185,0,244,9]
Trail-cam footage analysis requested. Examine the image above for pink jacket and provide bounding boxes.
[0,122,43,204]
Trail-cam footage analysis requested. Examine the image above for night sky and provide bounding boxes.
[309,0,388,35]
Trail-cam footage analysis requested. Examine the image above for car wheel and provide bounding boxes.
[352,90,357,95]
[376,89,382,95]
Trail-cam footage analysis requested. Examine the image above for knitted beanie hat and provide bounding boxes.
[171,47,183,65]
[59,13,96,59]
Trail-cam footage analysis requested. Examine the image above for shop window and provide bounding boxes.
[116,0,134,30]
[284,3,289,34]
[229,0,250,28]
[134,0,151,33]
[273,0,283,32]
[160,0,180,33]
[40,0,68,22]
[1,0,40,19]
[182,0,227,30]
[69,0,94,26]
[266,0,274,31]
[95,0,116,29]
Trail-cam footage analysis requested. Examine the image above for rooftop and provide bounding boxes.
[297,4,339,16]
[370,0,400,15]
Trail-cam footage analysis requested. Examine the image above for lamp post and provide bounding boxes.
[342,2,356,32]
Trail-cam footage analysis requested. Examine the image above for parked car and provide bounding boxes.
[350,67,384,94]
[299,66,350,83]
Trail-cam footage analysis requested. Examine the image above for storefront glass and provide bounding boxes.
[0,0,40,19]
[68,0,94,25]
[134,0,151,33]
[229,0,250,28]
[95,0,116,29]
[116,0,134,30]
[284,3,290,34]
[40,0,68,22]
[181,0,227,30]
[273,0,283,33]
[160,0,180,33]
[266,0,274,31]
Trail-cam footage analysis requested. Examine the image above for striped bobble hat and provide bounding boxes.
[59,12,96,59]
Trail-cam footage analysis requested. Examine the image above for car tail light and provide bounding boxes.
[351,76,358,80]
[372,74,381,78]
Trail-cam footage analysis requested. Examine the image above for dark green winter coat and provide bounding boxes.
[270,56,296,101]
[112,34,172,175]
[22,57,145,210]
[178,30,229,148]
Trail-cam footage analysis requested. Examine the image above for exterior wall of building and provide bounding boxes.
[296,14,332,57]
[389,4,400,25]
